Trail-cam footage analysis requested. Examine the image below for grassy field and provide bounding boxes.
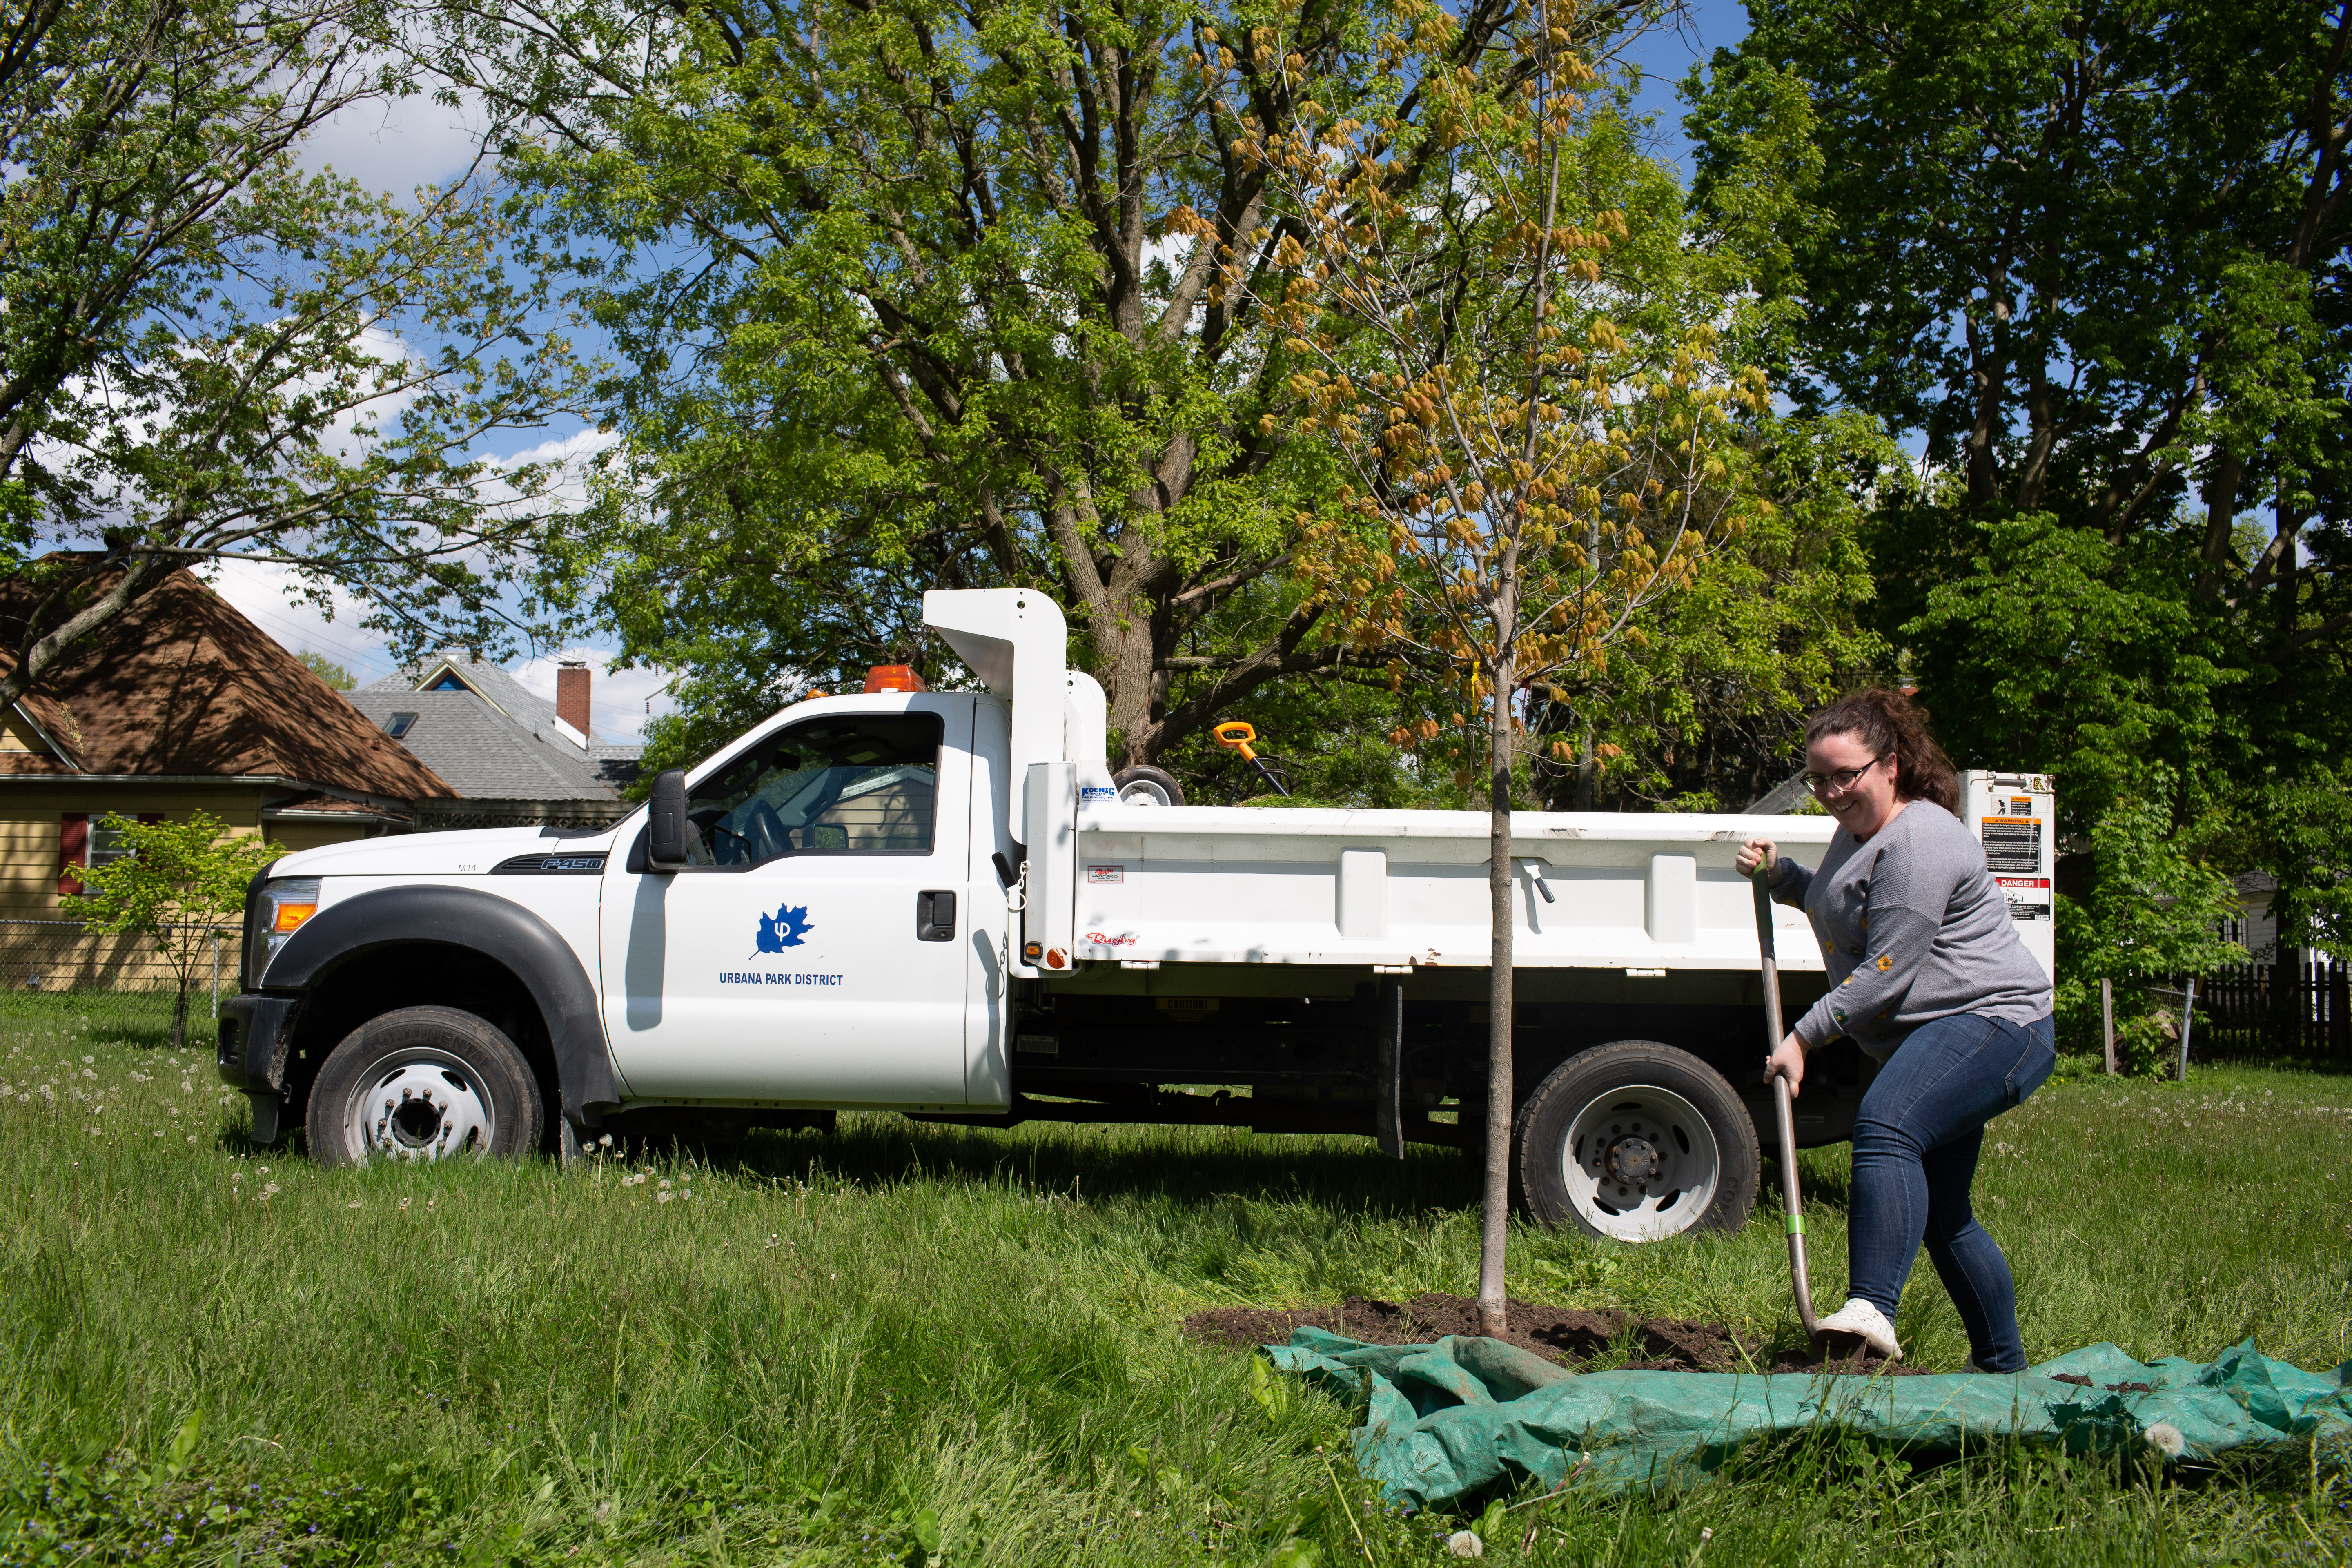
[0,991,2345,1565]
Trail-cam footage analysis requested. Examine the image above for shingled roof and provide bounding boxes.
[351,653,641,805]
[0,563,453,803]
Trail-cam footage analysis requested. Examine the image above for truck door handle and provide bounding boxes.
[916,889,957,941]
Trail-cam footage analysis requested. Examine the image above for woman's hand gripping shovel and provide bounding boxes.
[1753,863,1822,1339]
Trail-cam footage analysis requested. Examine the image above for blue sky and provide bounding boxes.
[207,1,1756,741]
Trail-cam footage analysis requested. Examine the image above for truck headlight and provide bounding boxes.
[251,878,321,982]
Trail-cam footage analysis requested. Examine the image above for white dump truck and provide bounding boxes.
[218,589,2055,1241]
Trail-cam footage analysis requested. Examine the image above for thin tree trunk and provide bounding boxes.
[172,985,189,1052]
[1475,48,1564,1337]
[1477,642,1517,1337]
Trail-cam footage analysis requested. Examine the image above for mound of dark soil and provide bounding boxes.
[1183,1292,1925,1376]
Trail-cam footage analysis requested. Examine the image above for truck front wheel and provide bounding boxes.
[1516,1040,1758,1241]
[307,1006,544,1169]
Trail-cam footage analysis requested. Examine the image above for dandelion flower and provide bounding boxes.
[2143,1422,2185,1459]
[656,1190,675,1204]
[1445,1530,1484,1557]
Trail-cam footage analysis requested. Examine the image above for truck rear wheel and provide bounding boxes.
[1112,765,1184,806]
[1516,1040,1757,1241]
[307,1006,543,1169]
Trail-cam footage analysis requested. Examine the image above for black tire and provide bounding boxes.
[1112,764,1185,807]
[1516,1040,1758,1242]
[307,1005,544,1169]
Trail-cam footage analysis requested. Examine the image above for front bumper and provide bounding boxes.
[216,992,301,1094]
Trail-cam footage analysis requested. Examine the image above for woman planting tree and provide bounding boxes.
[1735,691,2054,1372]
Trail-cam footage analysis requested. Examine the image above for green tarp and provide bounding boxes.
[1263,1330,2352,1506]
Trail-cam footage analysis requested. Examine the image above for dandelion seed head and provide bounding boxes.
[2144,1422,2185,1459]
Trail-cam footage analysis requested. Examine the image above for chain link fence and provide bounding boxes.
[0,920,242,1018]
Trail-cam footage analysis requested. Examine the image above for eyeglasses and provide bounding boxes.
[1804,754,1888,797]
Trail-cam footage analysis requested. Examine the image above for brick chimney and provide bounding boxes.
[557,659,591,741]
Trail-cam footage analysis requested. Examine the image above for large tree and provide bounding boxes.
[0,0,588,705]
[1689,0,2352,1000]
[435,0,1677,764]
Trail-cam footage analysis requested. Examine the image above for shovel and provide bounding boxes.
[1753,864,1821,1338]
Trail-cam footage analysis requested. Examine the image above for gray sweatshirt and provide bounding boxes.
[1768,800,2051,1060]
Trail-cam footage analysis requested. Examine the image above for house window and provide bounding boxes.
[426,673,468,692]
[384,711,419,738]
[88,820,133,869]
[58,811,159,898]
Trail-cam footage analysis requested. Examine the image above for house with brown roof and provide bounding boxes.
[0,564,453,986]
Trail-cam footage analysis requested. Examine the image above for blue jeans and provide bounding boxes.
[1847,1012,2055,1372]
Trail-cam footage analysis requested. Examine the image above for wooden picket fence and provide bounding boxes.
[2139,953,2352,1062]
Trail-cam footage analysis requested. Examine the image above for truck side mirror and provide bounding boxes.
[647,769,691,871]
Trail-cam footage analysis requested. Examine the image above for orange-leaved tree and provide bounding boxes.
[1187,0,1770,1331]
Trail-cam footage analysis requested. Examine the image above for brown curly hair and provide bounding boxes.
[1804,688,1960,814]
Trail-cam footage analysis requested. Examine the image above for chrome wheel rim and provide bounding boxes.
[342,1050,494,1163]
[1559,1083,1721,1241]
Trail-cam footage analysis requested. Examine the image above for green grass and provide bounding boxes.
[0,991,2345,1565]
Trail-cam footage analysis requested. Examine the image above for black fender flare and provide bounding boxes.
[266,885,621,1123]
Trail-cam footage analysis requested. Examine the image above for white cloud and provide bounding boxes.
[295,82,490,198]
[511,648,676,744]
[476,425,621,515]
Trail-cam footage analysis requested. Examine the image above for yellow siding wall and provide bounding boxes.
[266,821,375,855]
[0,786,269,992]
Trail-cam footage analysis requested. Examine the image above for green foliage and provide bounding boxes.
[294,652,358,692]
[1526,412,1891,811]
[436,0,1457,764]
[60,813,275,1047]
[1902,514,2234,830]
[1688,0,2352,970]
[0,0,592,707]
[2054,791,2247,1066]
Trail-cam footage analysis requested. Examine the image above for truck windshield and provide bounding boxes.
[685,713,942,866]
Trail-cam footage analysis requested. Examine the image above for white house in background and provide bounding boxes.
[2221,872,2281,959]
[350,653,644,831]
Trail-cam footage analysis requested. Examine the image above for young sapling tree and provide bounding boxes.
[1195,0,1768,1330]
[63,811,277,1050]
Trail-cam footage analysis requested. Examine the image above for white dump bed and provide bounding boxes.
[1067,806,1836,972]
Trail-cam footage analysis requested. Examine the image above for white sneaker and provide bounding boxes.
[1813,1298,1902,1361]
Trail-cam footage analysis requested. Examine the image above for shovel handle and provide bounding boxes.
[1754,866,1821,1337]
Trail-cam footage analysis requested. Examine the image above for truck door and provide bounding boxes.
[599,695,975,1106]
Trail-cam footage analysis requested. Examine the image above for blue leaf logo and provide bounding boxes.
[754,902,815,954]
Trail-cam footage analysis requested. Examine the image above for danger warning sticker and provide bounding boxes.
[1997,875,2052,922]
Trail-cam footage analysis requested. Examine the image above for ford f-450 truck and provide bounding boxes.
[218,589,2055,1241]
